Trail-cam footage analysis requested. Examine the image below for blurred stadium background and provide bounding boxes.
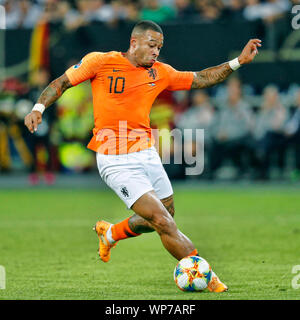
[0,0,299,185]
[1,0,300,301]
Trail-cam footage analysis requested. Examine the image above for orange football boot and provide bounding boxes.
[93,220,118,262]
[207,271,228,293]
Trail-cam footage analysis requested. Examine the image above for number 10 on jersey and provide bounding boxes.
[108,76,125,94]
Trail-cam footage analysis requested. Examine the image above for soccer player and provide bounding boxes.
[24,20,261,293]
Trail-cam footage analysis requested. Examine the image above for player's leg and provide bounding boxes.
[131,191,196,260]
[123,148,177,235]
[94,149,164,262]
[127,194,175,233]
[95,148,227,290]
[94,194,174,256]
[93,200,177,263]
[95,148,185,257]
[160,194,175,216]
[94,193,181,261]
[128,150,227,292]
[95,192,196,260]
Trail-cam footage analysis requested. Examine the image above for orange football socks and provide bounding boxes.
[111,217,141,242]
[187,249,199,257]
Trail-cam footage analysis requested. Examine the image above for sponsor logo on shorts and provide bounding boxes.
[120,186,130,198]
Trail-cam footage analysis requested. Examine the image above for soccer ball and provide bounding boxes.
[174,256,212,292]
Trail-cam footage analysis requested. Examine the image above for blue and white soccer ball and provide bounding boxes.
[174,256,212,292]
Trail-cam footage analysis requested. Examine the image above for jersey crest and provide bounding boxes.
[147,68,157,80]
[120,186,130,198]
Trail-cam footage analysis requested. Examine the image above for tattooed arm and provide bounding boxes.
[24,73,72,133]
[191,39,262,89]
[37,74,72,108]
[191,63,233,89]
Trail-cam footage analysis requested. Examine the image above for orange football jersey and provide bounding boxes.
[65,51,193,154]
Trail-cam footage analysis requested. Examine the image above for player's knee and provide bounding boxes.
[151,210,176,235]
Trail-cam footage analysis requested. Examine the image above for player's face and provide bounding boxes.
[133,30,164,68]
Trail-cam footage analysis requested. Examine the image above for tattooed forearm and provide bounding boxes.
[37,73,72,108]
[191,62,233,89]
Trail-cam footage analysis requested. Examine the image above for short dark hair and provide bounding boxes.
[132,20,163,36]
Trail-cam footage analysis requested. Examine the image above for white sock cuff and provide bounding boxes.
[106,225,116,244]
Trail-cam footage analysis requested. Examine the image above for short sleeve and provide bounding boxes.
[163,63,194,91]
[65,52,104,86]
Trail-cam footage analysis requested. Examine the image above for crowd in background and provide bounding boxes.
[1,0,299,183]
[1,72,300,183]
[2,0,293,29]
[172,79,300,181]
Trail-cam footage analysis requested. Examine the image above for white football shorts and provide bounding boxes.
[96,147,173,209]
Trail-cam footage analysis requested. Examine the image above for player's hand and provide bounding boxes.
[238,39,262,65]
[24,111,42,133]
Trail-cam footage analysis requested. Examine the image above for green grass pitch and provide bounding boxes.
[0,185,299,300]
